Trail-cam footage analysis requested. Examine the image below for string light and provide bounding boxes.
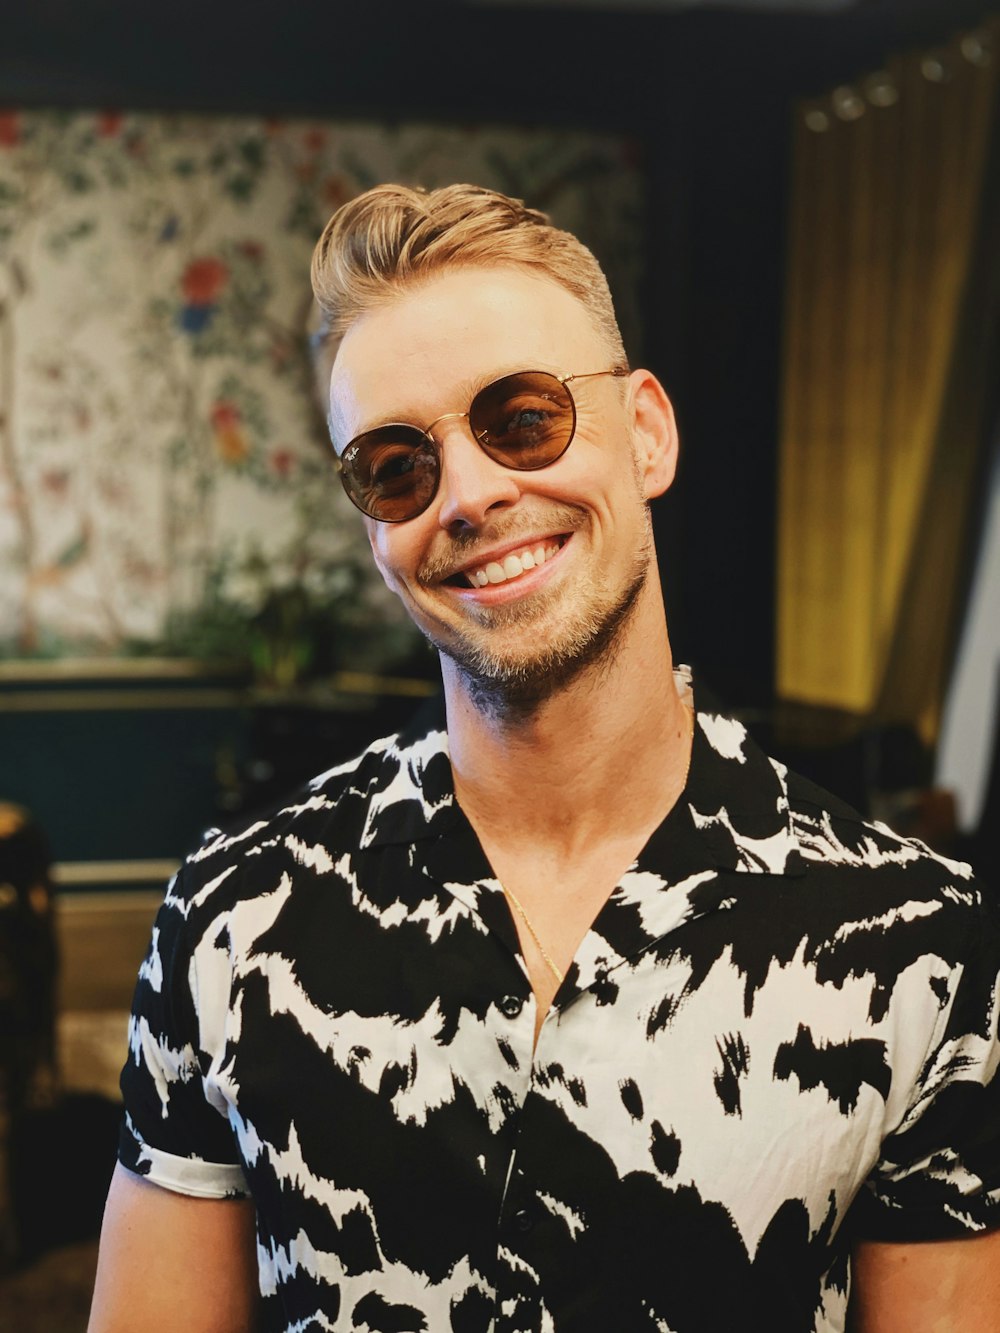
[803,23,994,131]
[832,85,866,120]
[805,108,831,133]
[864,73,899,108]
[920,54,951,83]
[960,31,992,67]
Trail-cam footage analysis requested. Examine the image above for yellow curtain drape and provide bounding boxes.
[776,24,999,743]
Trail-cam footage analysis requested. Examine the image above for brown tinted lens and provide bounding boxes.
[470,371,575,469]
[340,426,439,522]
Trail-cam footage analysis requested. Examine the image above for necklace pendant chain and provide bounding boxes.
[500,883,566,986]
[498,696,695,995]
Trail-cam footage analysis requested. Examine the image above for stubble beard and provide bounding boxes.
[421,518,654,724]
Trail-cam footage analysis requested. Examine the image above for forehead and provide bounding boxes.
[327,265,606,445]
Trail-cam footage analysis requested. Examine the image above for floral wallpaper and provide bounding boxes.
[0,110,644,668]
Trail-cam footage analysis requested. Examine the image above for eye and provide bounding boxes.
[499,401,554,434]
[470,371,574,467]
[339,425,439,520]
[366,443,422,495]
[488,392,563,441]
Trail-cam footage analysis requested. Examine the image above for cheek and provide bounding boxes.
[568,421,643,492]
[367,526,419,599]
[372,554,395,594]
[366,525,396,592]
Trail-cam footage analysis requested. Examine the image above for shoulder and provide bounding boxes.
[785,764,975,883]
[779,762,997,954]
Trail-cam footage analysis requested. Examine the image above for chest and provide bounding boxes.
[478,840,647,1039]
[203,880,918,1331]
[207,882,900,1215]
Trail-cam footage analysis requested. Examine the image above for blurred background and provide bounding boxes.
[0,0,998,1324]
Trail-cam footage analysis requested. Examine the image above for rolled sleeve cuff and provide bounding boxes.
[852,1181,1000,1242]
[119,1113,251,1200]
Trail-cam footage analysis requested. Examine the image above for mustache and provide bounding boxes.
[417,504,586,583]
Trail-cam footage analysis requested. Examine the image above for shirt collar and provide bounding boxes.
[362,690,806,881]
[682,710,807,878]
[358,688,807,1001]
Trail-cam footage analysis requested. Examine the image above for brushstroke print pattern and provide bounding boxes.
[120,703,1000,1332]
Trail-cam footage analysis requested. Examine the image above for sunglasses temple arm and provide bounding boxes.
[562,367,630,385]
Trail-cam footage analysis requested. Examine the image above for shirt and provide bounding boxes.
[120,686,1000,1333]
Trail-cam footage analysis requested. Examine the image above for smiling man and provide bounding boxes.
[90,185,1000,1333]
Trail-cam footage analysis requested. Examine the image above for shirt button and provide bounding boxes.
[498,994,524,1018]
[512,1206,535,1232]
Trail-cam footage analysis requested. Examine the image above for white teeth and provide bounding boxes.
[464,540,562,588]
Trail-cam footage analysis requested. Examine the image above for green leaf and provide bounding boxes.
[54,532,89,568]
[63,169,94,193]
[225,174,254,201]
[239,138,264,169]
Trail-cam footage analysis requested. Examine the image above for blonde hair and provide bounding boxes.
[309,183,627,388]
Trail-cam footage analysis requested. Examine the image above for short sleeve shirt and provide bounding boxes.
[119,697,1000,1333]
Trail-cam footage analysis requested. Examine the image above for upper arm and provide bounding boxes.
[88,1163,260,1333]
[850,1230,1000,1333]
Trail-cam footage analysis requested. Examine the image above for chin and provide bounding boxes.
[429,557,649,721]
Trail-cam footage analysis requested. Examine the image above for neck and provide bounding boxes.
[442,578,691,857]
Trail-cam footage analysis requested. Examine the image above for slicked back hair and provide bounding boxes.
[309,183,627,399]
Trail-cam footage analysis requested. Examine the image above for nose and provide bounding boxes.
[432,419,521,531]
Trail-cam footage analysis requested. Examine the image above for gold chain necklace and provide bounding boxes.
[500,698,696,991]
[501,882,566,986]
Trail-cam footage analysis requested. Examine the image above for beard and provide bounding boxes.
[416,504,654,723]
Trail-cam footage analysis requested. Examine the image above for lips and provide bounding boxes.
[464,540,562,588]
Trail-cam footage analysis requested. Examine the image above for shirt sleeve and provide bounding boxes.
[853,883,1000,1241]
[118,865,250,1200]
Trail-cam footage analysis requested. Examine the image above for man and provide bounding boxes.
[90,184,1000,1333]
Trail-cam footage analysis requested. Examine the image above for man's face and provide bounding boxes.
[328,265,669,701]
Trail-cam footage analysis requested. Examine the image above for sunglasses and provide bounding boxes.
[335,366,629,523]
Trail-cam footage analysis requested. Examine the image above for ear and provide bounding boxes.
[628,370,678,500]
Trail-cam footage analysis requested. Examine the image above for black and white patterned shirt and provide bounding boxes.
[120,691,1000,1333]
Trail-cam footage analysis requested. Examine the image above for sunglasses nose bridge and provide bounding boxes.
[431,422,523,530]
[425,409,470,442]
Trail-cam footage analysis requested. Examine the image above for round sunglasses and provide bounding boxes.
[334,367,629,523]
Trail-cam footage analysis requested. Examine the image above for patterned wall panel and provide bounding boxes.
[0,111,643,669]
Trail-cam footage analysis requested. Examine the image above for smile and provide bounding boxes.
[464,540,563,588]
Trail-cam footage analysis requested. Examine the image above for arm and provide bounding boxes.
[88,1163,261,1333]
[850,1231,1000,1332]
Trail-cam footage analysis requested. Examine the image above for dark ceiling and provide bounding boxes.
[0,0,996,125]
